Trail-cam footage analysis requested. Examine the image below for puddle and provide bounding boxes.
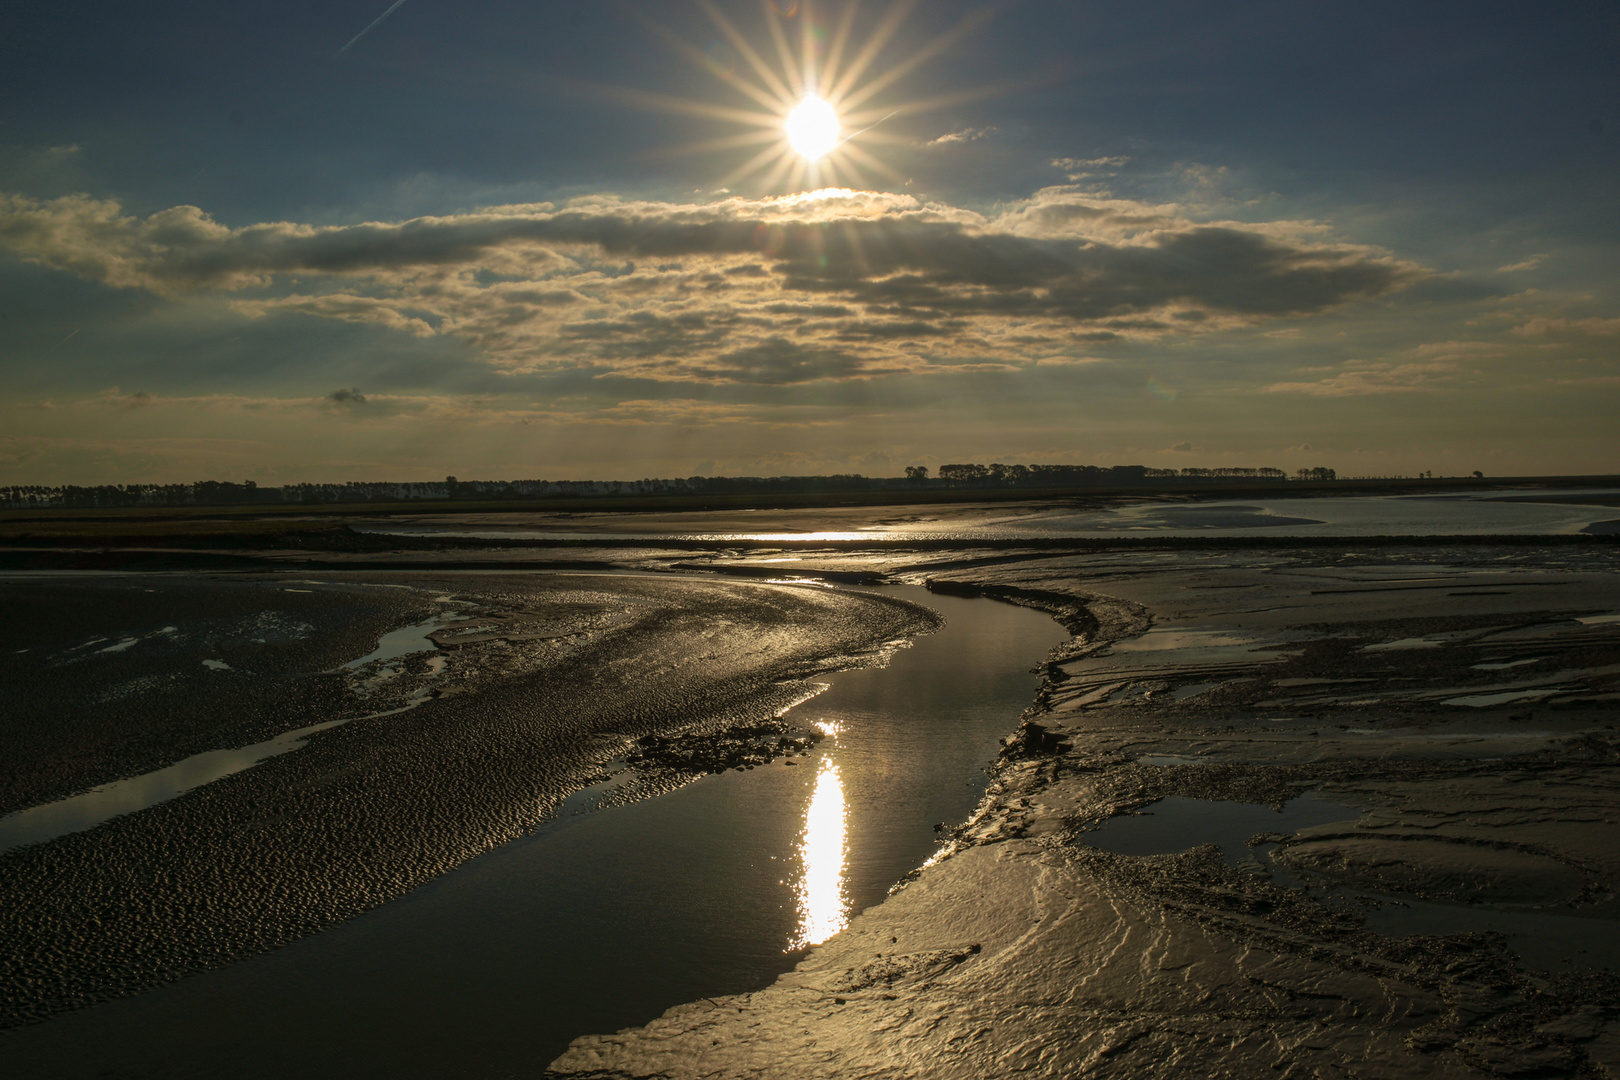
[1086,791,1359,863]
[0,717,349,853]
[90,626,180,656]
[202,659,233,672]
[343,609,460,669]
[1083,790,1618,974]
[1472,658,1544,671]
[1169,681,1222,701]
[1363,637,1444,652]
[1576,614,1620,625]
[1443,687,1569,708]
[1115,630,1256,652]
[1345,728,1553,740]
[1105,629,1297,666]
[1358,895,1620,973]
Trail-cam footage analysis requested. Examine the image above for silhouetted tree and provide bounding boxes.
[938,463,988,486]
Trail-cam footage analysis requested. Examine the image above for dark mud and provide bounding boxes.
[625,718,824,779]
[0,572,937,1029]
[0,576,429,816]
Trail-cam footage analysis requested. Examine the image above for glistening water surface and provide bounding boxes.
[4,584,1069,1079]
[357,488,1620,541]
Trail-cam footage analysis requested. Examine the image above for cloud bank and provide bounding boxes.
[0,187,1423,386]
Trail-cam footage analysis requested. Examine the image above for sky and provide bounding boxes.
[1,0,1617,485]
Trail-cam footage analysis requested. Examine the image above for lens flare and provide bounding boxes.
[785,95,840,161]
[603,2,1006,193]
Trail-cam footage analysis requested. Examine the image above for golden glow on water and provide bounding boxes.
[789,755,849,949]
[676,531,875,542]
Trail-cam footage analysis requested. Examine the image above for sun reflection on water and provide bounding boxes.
[789,755,849,949]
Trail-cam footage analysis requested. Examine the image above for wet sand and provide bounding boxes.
[548,544,1620,1079]
[0,572,937,1028]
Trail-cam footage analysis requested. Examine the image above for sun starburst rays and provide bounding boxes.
[595,0,1002,195]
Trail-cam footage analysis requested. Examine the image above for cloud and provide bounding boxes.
[1051,156,1130,179]
[1264,337,1531,396]
[0,187,1425,386]
[1262,358,1462,396]
[590,399,820,427]
[95,389,157,409]
[233,293,439,336]
[35,388,584,427]
[1169,441,1196,452]
[928,126,997,146]
[1512,316,1620,337]
[1496,255,1546,273]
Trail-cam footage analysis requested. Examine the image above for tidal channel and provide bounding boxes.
[3,583,1070,1079]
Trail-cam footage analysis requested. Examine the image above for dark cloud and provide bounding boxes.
[325,387,367,406]
[0,189,1425,385]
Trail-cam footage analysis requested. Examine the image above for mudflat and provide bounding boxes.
[2,530,1617,1079]
[549,543,1620,1079]
[0,571,937,1028]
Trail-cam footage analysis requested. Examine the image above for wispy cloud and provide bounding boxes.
[1512,316,1620,336]
[927,126,997,146]
[1262,354,1468,396]
[1496,254,1546,272]
[1051,156,1130,180]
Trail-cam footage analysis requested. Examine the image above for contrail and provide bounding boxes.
[46,328,80,353]
[836,110,899,149]
[337,0,409,57]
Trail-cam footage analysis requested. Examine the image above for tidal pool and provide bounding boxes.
[1086,791,1360,863]
[3,584,1070,1079]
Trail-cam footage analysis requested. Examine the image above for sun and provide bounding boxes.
[785,95,840,161]
[592,2,1002,193]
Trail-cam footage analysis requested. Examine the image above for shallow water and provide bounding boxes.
[5,584,1070,1078]
[1086,792,1360,863]
[1100,627,1298,667]
[357,488,1620,541]
[1359,895,1620,972]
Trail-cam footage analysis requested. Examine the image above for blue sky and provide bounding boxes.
[2,1,1616,483]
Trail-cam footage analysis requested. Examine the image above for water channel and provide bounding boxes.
[2,583,1070,1078]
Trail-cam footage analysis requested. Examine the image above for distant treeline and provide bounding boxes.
[928,464,1334,485]
[0,464,1336,510]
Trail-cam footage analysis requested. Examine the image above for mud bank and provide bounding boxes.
[0,571,937,1028]
[548,544,1620,1079]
